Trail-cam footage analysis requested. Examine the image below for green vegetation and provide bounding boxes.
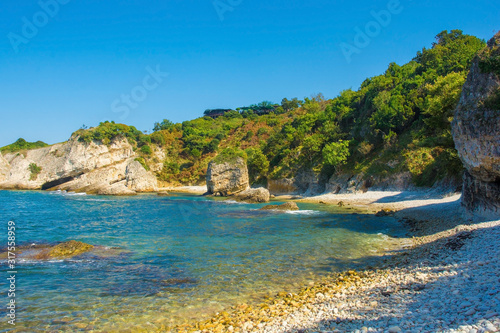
[213,147,247,164]
[65,30,485,188]
[1,138,48,153]
[246,148,269,184]
[73,121,143,145]
[28,163,42,181]
[134,157,150,171]
[478,36,500,76]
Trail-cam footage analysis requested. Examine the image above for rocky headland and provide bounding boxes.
[0,135,157,195]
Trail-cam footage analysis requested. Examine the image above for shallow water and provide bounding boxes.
[0,190,406,332]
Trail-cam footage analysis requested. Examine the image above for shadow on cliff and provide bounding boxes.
[284,223,499,333]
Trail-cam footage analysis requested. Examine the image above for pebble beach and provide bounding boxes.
[174,190,499,333]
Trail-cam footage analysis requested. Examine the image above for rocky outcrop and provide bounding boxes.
[234,187,270,203]
[125,160,158,192]
[451,32,500,214]
[0,136,158,195]
[259,202,299,211]
[206,157,249,196]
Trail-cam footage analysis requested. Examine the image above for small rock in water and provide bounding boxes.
[259,202,299,211]
[375,208,395,217]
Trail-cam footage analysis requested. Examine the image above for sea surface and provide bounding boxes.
[0,190,407,332]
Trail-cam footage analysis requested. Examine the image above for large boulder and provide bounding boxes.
[125,160,158,192]
[234,187,270,203]
[451,32,500,213]
[206,157,249,196]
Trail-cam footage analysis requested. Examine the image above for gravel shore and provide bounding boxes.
[176,191,499,333]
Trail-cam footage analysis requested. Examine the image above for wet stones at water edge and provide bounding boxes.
[45,240,94,258]
[375,208,396,217]
[259,202,299,211]
[0,240,94,260]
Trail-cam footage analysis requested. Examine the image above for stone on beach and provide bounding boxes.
[259,202,299,211]
[234,187,270,203]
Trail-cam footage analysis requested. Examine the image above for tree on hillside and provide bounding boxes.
[153,119,175,132]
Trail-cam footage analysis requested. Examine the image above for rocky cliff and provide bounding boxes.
[452,32,500,214]
[0,136,157,195]
[206,157,249,196]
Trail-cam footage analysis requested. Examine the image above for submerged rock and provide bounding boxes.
[259,202,299,211]
[452,32,500,214]
[234,187,270,203]
[45,240,94,258]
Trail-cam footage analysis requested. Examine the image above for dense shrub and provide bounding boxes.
[28,163,42,181]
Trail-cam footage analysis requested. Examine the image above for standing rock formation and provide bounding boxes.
[0,135,157,195]
[206,157,249,196]
[451,32,500,213]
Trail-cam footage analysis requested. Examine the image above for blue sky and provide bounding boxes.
[0,0,498,146]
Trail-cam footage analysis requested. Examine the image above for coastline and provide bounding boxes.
[174,190,499,333]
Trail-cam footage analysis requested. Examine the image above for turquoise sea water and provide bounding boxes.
[0,190,406,332]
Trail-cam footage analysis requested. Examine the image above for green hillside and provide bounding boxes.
[66,30,486,189]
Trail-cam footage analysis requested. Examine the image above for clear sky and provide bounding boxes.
[0,0,498,147]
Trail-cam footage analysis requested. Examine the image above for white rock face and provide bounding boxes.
[126,160,158,192]
[0,154,12,183]
[0,136,157,195]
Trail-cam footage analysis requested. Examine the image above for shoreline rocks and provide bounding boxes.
[0,240,95,260]
[234,187,270,203]
[259,202,299,211]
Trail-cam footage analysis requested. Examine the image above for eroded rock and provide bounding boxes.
[206,157,249,196]
[452,32,500,213]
